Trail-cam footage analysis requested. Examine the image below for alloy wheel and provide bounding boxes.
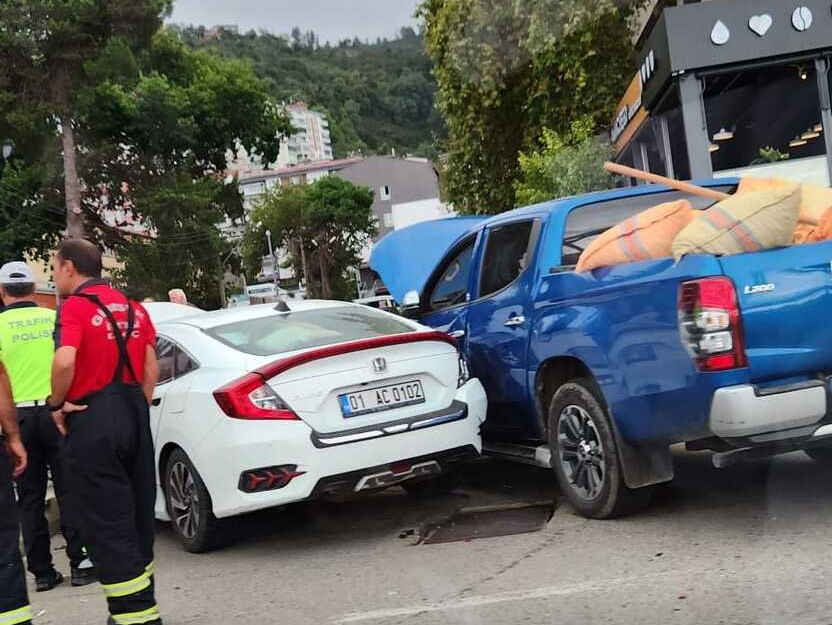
[557,404,606,500]
[168,461,200,539]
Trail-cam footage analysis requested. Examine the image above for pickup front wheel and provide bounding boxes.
[548,379,652,519]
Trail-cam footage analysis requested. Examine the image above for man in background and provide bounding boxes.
[0,360,32,625]
[168,289,187,305]
[0,262,94,591]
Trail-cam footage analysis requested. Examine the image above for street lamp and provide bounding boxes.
[1,140,13,161]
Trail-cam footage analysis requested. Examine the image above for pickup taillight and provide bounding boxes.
[678,277,747,372]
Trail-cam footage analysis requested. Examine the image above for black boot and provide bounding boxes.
[35,569,64,592]
[71,563,97,587]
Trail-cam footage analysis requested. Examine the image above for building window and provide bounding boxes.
[703,64,825,173]
[380,185,392,201]
[383,213,393,228]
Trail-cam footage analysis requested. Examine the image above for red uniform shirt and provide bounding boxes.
[56,281,157,402]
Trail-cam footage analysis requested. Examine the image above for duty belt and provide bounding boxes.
[15,399,48,408]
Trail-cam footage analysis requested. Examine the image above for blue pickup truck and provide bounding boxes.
[371,180,832,518]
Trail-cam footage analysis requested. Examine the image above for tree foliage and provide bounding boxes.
[82,32,292,308]
[419,0,645,214]
[0,22,292,308]
[515,117,615,206]
[243,177,377,301]
[175,26,442,159]
[0,0,174,236]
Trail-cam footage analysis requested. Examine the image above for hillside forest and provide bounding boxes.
[177,25,442,160]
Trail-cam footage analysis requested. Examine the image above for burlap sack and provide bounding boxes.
[576,200,694,272]
[737,177,832,225]
[673,184,801,261]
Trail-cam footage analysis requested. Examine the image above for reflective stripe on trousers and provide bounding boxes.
[0,605,33,625]
[102,571,152,599]
[111,604,161,625]
[101,561,155,599]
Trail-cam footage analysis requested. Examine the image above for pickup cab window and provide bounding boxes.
[479,220,535,298]
[427,238,476,311]
[560,188,735,268]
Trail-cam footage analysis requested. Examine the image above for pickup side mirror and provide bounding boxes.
[400,290,421,319]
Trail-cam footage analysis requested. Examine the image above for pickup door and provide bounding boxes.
[421,217,542,442]
[720,241,832,383]
[465,219,541,441]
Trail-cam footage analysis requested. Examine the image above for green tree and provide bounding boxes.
[0,160,63,264]
[419,0,645,214]
[110,175,235,308]
[79,31,291,307]
[180,27,443,160]
[0,0,173,237]
[244,178,376,300]
[515,117,615,206]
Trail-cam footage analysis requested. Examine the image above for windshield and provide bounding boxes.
[204,307,413,356]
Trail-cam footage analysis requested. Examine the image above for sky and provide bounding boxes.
[168,0,422,43]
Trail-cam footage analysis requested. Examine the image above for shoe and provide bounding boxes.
[71,564,97,587]
[35,570,64,592]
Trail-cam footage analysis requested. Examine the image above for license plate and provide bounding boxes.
[339,380,425,417]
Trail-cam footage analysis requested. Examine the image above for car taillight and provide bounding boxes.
[213,372,299,420]
[678,277,747,372]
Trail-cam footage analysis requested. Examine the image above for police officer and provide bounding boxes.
[0,360,32,625]
[0,262,95,592]
[47,240,162,625]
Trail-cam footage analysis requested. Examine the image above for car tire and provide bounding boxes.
[164,449,227,553]
[548,378,653,519]
[402,472,461,498]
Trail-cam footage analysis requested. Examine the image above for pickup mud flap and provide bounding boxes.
[612,423,674,489]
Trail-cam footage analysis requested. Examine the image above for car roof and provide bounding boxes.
[156,299,356,330]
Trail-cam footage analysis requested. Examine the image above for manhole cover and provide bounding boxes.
[420,502,555,544]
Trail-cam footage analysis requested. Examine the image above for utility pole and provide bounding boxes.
[266,229,278,289]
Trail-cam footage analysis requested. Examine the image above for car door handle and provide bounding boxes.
[449,330,466,339]
[151,397,162,407]
[504,315,526,327]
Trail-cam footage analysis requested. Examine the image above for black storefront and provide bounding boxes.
[613,0,832,186]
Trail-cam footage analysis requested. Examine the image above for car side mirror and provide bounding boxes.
[400,290,421,319]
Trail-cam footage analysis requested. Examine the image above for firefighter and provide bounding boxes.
[0,261,95,591]
[47,239,162,625]
[0,360,32,625]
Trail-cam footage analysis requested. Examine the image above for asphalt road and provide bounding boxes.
[31,448,832,625]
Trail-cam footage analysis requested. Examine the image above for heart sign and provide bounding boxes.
[748,14,773,37]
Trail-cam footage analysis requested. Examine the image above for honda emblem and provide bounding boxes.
[371,357,387,374]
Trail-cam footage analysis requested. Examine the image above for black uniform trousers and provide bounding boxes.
[0,450,32,625]
[17,406,85,577]
[64,384,159,625]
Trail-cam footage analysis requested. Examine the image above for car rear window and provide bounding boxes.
[203,306,414,356]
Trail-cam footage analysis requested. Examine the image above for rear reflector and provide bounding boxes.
[239,465,305,493]
[678,277,747,372]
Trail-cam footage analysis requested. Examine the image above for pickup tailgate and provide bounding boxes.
[720,241,832,382]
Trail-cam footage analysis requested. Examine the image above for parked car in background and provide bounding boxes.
[372,180,832,519]
[144,300,486,552]
[353,294,396,311]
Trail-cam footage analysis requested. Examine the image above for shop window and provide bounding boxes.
[704,64,825,172]
[664,106,691,181]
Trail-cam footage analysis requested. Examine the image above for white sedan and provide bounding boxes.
[145,300,487,552]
